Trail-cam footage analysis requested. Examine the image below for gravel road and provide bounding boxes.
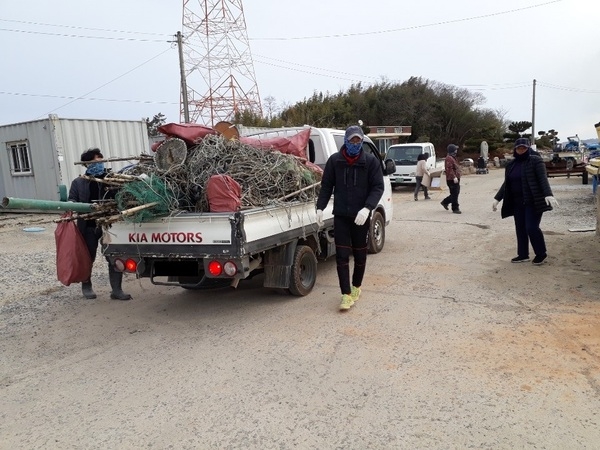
[1,167,600,449]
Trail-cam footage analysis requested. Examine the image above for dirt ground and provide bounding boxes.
[1,168,600,449]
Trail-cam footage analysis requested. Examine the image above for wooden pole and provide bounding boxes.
[74,155,153,165]
[120,202,159,217]
[80,175,125,186]
[276,182,321,202]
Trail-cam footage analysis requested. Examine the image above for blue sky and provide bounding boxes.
[1,0,599,140]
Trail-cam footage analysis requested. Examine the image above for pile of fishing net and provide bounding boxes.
[115,175,175,223]
[112,134,322,222]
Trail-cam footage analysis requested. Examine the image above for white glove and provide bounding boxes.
[354,207,370,226]
[315,209,324,227]
[492,200,499,212]
[453,177,459,184]
[545,196,559,208]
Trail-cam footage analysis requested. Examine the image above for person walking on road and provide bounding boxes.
[414,153,431,201]
[316,125,384,311]
[68,148,132,301]
[440,144,462,214]
[492,137,559,265]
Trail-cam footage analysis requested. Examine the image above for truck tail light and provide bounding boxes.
[114,258,126,272]
[124,259,138,273]
[114,258,139,273]
[223,261,237,276]
[208,260,222,276]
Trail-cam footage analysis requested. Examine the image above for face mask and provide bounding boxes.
[86,162,105,176]
[345,139,362,156]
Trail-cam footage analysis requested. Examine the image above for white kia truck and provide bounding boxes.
[102,126,396,296]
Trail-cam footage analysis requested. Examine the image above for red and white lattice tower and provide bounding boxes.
[181,0,262,126]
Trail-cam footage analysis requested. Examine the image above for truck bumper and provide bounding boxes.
[390,176,416,185]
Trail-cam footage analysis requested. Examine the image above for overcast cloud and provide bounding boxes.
[1,0,598,140]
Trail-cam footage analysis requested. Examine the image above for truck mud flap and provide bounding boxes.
[262,242,297,289]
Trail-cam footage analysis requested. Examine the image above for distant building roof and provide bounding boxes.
[367,125,412,139]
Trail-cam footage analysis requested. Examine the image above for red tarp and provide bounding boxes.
[157,123,217,146]
[240,128,311,158]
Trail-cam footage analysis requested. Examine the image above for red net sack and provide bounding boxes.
[206,174,242,212]
[55,212,93,286]
[157,123,217,145]
[239,128,311,158]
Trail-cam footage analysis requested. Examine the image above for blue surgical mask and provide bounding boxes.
[344,138,363,156]
[86,162,105,176]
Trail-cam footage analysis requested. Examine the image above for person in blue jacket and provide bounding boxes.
[493,137,559,265]
[316,125,384,311]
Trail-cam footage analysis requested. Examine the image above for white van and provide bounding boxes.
[386,142,437,187]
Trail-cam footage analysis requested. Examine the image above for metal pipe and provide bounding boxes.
[1,197,94,213]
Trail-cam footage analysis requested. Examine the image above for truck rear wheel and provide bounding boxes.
[368,210,385,254]
[288,245,317,296]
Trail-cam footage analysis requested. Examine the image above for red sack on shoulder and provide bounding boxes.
[55,212,93,286]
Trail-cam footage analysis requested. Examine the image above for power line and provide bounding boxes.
[459,81,531,87]
[537,81,600,94]
[254,58,365,82]
[0,27,170,43]
[38,46,174,118]
[250,0,564,41]
[0,18,170,37]
[463,83,532,91]
[253,54,377,81]
[2,1,563,44]
[254,55,536,91]
[0,91,177,106]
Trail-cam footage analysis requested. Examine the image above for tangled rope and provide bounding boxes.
[93,134,321,223]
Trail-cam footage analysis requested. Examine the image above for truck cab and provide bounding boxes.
[386,142,437,186]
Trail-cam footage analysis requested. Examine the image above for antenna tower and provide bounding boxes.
[181,0,262,126]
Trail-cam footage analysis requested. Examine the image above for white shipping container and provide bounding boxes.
[0,115,149,202]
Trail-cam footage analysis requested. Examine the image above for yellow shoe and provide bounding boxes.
[350,286,361,302]
[339,294,354,310]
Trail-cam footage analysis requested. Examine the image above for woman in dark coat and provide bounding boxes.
[493,138,559,265]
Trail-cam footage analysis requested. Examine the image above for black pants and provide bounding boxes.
[81,225,102,263]
[334,215,370,295]
[442,180,460,211]
[513,204,546,258]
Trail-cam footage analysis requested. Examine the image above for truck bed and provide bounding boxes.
[103,201,329,259]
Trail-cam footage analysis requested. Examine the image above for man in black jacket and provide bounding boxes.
[68,148,132,300]
[316,126,384,310]
[492,137,559,265]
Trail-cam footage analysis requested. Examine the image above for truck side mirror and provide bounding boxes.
[384,159,396,175]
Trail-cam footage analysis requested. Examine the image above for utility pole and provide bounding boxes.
[177,31,190,123]
[531,79,536,145]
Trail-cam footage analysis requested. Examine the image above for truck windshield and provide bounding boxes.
[386,146,422,165]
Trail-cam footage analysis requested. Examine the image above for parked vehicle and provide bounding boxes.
[101,126,396,296]
[385,142,439,186]
[545,135,589,184]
